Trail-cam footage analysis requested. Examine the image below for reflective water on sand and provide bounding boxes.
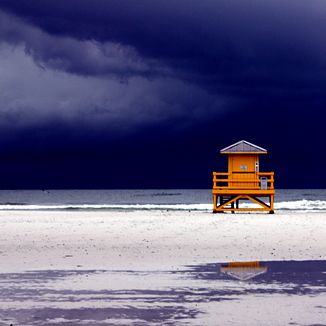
[0,261,325,325]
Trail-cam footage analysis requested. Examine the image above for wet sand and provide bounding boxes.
[0,210,325,325]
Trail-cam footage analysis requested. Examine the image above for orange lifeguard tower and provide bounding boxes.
[212,140,275,213]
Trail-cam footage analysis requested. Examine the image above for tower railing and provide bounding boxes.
[212,172,274,190]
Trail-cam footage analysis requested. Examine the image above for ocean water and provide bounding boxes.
[0,189,325,212]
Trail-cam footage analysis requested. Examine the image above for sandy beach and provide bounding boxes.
[0,210,325,325]
[1,210,325,271]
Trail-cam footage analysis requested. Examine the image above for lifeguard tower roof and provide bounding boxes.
[220,140,267,154]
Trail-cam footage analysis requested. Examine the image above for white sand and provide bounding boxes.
[1,210,325,271]
[1,210,325,325]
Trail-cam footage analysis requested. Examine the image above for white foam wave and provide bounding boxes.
[275,199,326,211]
[241,199,326,211]
[0,200,325,211]
[0,203,212,211]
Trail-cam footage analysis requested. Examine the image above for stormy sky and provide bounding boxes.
[0,0,326,189]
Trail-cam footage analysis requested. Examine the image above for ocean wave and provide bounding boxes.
[0,199,326,211]
[239,199,326,211]
[0,203,212,211]
[275,199,326,211]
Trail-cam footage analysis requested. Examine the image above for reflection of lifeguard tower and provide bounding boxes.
[220,261,267,280]
[212,140,275,213]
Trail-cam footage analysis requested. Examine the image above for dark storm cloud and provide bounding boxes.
[2,0,326,83]
[0,10,163,78]
[3,0,326,100]
[1,0,326,188]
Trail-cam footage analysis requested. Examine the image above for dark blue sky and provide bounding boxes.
[0,0,325,189]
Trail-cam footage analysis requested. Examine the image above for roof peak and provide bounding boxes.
[220,140,267,154]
